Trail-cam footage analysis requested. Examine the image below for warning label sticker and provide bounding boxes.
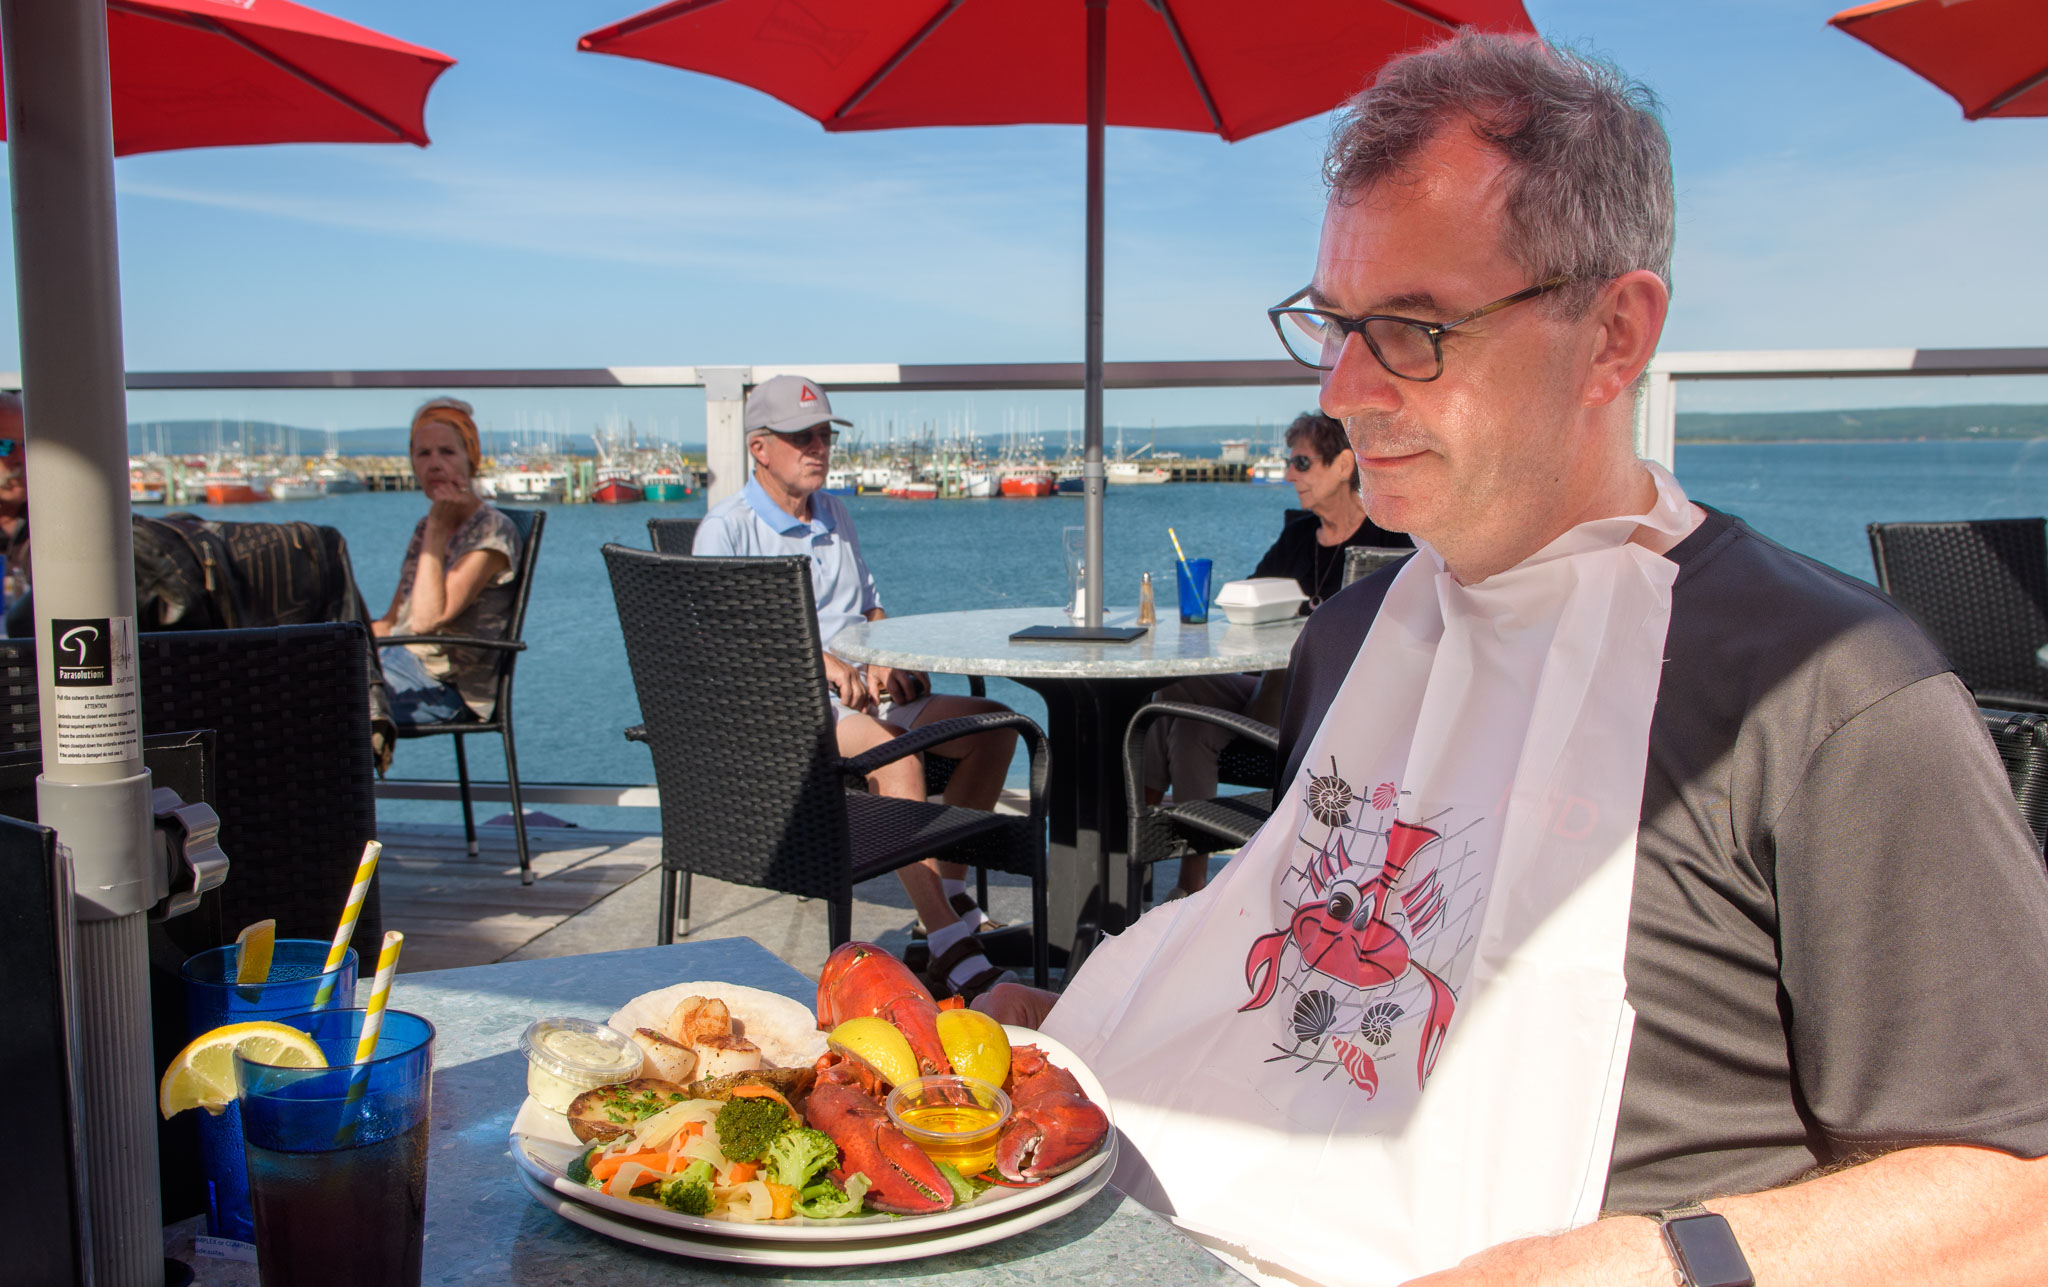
[52,616,141,764]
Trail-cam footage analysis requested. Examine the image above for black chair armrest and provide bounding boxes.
[376,634,527,653]
[624,723,648,744]
[841,711,1041,782]
[1123,701,1280,813]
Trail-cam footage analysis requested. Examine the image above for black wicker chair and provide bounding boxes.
[1869,518,2048,714]
[1343,545,1413,588]
[603,544,1051,983]
[1122,701,1280,916]
[376,506,544,883]
[0,622,381,952]
[647,516,701,554]
[1983,707,2048,863]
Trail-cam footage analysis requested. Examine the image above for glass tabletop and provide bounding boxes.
[830,606,1303,681]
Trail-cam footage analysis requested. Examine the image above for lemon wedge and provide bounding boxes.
[234,918,276,987]
[826,1016,919,1088]
[159,1020,326,1119]
[936,1008,1011,1087]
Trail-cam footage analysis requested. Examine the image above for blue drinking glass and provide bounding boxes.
[180,941,358,1243]
[1177,557,1214,624]
[237,1008,435,1287]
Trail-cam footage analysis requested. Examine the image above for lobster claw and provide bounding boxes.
[994,1045,1110,1183]
[1240,928,1289,1012]
[804,1071,954,1215]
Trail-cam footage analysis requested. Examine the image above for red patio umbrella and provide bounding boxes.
[579,0,1535,629]
[0,0,455,155]
[1830,0,2048,120]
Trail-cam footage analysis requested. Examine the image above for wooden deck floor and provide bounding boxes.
[373,822,661,974]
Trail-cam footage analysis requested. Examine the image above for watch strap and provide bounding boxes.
[1651,1201,1711,1224]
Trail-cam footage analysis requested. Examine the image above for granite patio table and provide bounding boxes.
[831,605,1304,965]
[169,936,1245,1286]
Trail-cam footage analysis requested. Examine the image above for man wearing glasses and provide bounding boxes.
[693,375,1023,1000]
[988,31,2048,1287]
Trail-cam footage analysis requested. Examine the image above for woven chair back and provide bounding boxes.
[601,544,853,899]
[1342,545,1412,588]
[1983,708,2048,862]
[646,517,701,554]
[1868,518,2048,706]
[0,622,380,953]
[485,506,545,708]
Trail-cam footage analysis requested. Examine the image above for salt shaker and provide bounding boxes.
[1137,571,1156,625]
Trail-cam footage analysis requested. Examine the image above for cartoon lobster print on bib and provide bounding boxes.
[1242,762,1487,1101]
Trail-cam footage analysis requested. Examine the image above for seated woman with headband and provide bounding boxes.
[372,398,523,729]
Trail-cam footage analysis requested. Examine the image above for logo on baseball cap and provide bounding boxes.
[744,375,852,437]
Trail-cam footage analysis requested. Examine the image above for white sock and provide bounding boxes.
[927,918,975,959]
[941,877,968,900]
[945,949,998,990]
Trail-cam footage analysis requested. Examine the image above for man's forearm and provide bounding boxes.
[1408,1145,2048,1286]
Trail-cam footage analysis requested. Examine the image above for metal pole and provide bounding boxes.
[1082,0,1107,628]
[0,2,161,1284]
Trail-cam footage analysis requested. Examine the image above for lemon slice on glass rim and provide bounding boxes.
[159,1020,327,1119]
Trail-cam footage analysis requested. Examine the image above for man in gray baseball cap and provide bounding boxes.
[695,375,1022,1000]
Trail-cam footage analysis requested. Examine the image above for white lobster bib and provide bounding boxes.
[1043,465,1697,1287]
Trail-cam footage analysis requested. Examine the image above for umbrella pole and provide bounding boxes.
[0,3,161,1284]
[1082,0,1107,629]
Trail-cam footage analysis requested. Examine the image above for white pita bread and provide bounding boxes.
[607,981,826,1072]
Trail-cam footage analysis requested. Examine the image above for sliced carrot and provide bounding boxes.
[591,1149,667,1182]
[726,1084,795,1115]
[726,1161,758,1184]
[766,1181,797,1220]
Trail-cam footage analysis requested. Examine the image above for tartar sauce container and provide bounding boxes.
[521,1016,643,1113]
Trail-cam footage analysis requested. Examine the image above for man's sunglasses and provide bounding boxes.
[769,427,840,449]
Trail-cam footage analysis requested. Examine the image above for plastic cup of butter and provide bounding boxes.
[885,1074,1012,1177]
[520,1016,644,1113]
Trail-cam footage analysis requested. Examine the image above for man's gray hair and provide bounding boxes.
[1325,32,1674,316]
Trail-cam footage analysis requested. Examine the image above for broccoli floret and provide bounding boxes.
[565,1144,598,1187]
[764,1127,838,1190]
[793,1172,872,1219]
[658,1159,717,1217]
[933,1161,989,1206]
[713,1096,794,1162]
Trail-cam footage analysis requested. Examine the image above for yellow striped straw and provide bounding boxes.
[353,930,404,1068]
[312,840,381,1008]
[1168,527,1193,584]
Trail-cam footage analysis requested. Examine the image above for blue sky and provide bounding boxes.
[15,0,2048,436]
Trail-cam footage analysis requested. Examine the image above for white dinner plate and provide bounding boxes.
[511,1021,1116,1246]
[607,980,829,1069]
[515,1135,1117,1268]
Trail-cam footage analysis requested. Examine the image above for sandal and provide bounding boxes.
[911,891,1007,939]
[922,936,1017,1002]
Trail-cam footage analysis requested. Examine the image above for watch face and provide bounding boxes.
[1665,1213,1754,1287]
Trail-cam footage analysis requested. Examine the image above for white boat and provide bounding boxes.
[824,469,856,495]
[960,470,999,498]
[1250,455,1289,483]
[1106,460,1170,485]
[479,465,568,503]
[315,464,365,494]
[267,475,326,501]
[857,465,894,493]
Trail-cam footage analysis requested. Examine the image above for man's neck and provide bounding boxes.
[753,468,814,523]
[1441,456,1659,585]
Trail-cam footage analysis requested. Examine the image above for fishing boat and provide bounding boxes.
[202,471,268,504]
[885,473,939,500]
[857,465,894,494]
[1106,460,1170,485]
[592,467,644,504]
[823,468,857,496]
[479,464,569,503]
[128,460,166,504]
[315,464,365,493]
[960,469,999,498]
[267,474,326,501]
[1001,467,1054,498]
[638,465,692,501]
[1056,471,1086,495]
[1250,455,1289,483]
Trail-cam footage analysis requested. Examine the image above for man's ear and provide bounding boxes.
[1582,270,1669,409]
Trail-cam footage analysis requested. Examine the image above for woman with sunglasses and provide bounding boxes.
[370,397,522,731]
[1143,411,1409,898]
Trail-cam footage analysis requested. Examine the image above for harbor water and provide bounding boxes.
[152,439,2048,828]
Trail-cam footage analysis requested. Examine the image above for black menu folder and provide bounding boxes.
[0,814,88,1285]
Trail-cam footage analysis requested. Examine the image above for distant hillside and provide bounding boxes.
[1675,404,2048,442]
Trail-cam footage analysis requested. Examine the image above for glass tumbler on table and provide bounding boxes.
[236,1008,435,1287]
[180,940,359,1243]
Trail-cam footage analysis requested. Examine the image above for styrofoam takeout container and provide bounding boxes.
[1213,577,1307,625]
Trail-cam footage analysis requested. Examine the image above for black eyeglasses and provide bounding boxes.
[1267,276,1571,381]
[1285,453,1316,473]
[770,427,839,449]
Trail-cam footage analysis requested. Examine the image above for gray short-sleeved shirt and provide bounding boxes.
[1278,507,2048,1210]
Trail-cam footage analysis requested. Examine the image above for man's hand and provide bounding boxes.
[971,983,1058,1029]
[824,653,872,712]
[868,664,927,708]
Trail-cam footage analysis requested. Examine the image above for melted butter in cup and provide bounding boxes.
[886,1074,1012,1179]
[521,1016,644,1113]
